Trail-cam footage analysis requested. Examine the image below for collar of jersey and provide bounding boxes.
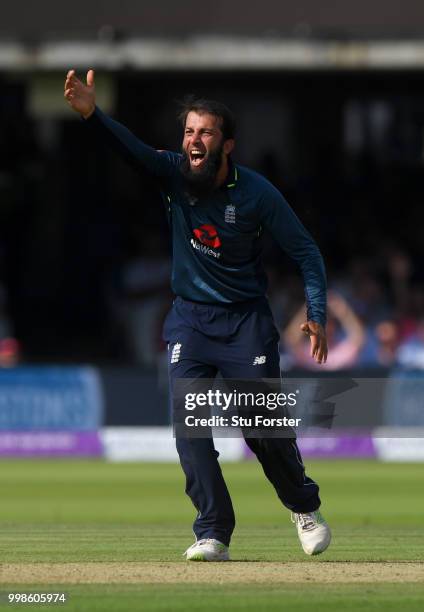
[225,161,238,189]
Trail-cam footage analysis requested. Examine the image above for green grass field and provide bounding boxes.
[0,459,423,611]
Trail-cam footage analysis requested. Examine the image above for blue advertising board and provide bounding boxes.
[0,366,103,431]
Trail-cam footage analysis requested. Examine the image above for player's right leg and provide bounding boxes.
[163,300,235,559]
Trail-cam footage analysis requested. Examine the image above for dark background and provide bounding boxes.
[1,1,424,368]
[1,69,423,363]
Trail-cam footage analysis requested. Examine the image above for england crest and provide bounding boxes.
[224,204,236,223]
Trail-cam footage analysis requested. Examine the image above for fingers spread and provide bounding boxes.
[65,70,75,91]
[309,332,328,364]
[65,74,83,93]
[315,339,328,364]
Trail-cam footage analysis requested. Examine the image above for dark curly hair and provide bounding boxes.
[177,95,236,140]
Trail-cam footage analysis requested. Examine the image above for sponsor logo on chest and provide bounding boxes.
[191,224,221,259]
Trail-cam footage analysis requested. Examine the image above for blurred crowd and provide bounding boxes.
[276,249,424,371]
[1,76,424,370]
[100,234,424,372]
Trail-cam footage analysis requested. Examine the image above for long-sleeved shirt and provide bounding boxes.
[86,107,327,326]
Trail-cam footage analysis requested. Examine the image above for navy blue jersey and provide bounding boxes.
[86,107,327,325]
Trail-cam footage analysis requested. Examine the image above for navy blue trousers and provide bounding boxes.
[163,296,320,546]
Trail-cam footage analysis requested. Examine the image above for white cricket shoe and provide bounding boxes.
[184,538,230,562]
[292,510,331,555]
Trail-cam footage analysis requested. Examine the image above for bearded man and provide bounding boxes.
[64,69,331,561]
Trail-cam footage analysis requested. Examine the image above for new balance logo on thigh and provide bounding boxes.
[253,355,266,365]
[171,343,182,363]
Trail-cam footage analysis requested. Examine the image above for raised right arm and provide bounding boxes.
[64,69,179,179]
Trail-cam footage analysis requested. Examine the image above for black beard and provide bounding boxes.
[179,143,224,198]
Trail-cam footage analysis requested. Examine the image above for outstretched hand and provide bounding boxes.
[64,69,96,118]
[300,321,328,364]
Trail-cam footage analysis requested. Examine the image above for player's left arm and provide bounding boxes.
[259,184,328,364]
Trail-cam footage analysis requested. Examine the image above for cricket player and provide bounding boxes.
[64,69,331,561]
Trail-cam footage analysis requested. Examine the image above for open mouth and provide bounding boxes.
[190,149,206,167]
